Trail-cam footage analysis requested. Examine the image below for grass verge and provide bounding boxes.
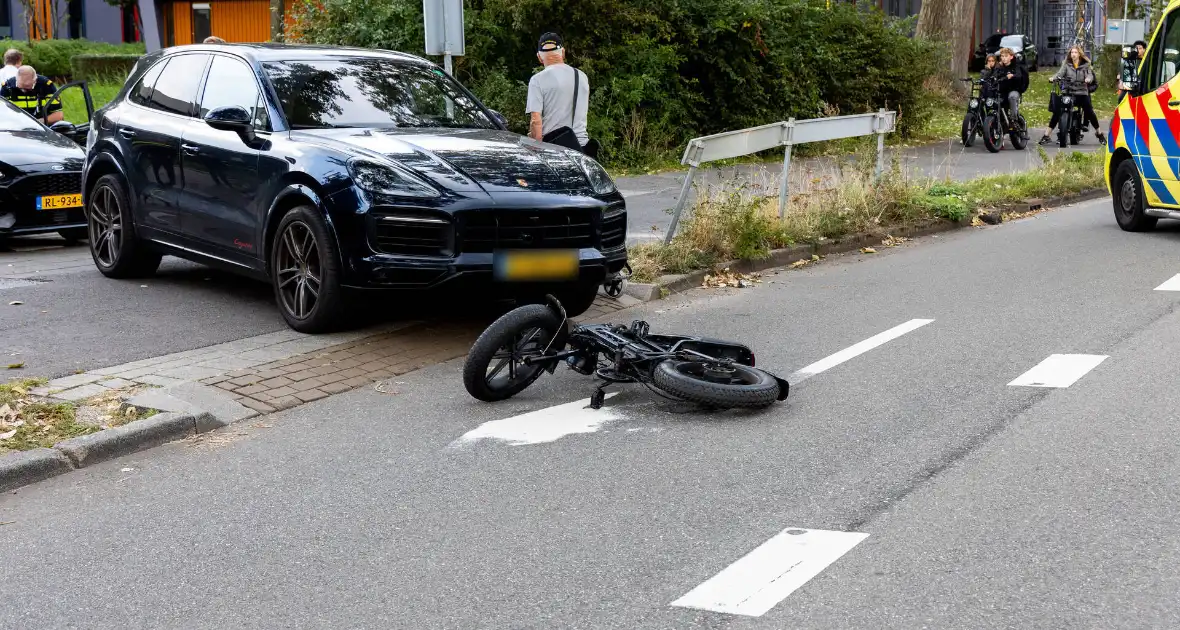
[627,147,1105,283]
[0,378,159,455]
[0,379,95,454]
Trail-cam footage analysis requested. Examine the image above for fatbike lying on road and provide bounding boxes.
[462,296,790,409]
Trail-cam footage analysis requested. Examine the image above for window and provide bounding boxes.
[262,58,496,130]
[148,54,210,116]
[198,55,262,123]
[0,0,11,38]
[1145,10,1180,92]
[129,58,168,107]
[192,3,211,43]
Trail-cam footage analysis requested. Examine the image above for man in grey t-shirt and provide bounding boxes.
[526,32,590,152]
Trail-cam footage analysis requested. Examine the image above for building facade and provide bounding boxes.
[0,0,130,42]
[0,0,279,46]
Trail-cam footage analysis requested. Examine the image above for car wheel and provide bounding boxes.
[58,227,87,245]
[554,281,601,319]
[1113,159,1158,232]
[271,205,345,333]
[87,174,162,278]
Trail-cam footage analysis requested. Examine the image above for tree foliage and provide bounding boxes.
[286,0,939,166]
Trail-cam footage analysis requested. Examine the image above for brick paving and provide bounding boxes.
[37,292,645,413]
[199,294,644,413]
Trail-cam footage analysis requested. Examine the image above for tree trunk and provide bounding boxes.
[915,0,977,93]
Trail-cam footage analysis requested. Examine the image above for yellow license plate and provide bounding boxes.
[494,249,579,282]
[37,193,82,211]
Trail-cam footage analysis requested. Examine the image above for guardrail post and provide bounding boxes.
[664,141,702,245]
[874,109,886,181]
[777,119,795,219]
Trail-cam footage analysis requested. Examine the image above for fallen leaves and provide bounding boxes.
[6,363,23,370]
[701,268,763,289]
[881,235,910,248]
[790,254,823,269]
[860,247,877,254]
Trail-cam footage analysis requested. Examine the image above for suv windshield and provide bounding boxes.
[0,100,42,131]
[262,58,497,130]
[1000,35,1024,50]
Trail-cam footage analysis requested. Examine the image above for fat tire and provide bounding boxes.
[463,304,562,402]
[1112,159,1158,232]
[982,115,1002,153]
[961,114,975,147]
[1058,111,1071,148]
[88,174,162,278]
[651,359,781,409]
[271,205,345,333]
[1010,115,1028,150]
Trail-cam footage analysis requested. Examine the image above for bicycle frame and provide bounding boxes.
[521,295,789,407]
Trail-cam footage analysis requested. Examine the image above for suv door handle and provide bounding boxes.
[118,128,136,139]
[181,144,200,155]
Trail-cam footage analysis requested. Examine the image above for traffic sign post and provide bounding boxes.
[423,0,465,76]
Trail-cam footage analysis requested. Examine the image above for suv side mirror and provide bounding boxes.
[49,120,77,136]
[488,109,508,128]
[205,105,255,143]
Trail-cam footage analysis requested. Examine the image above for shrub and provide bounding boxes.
[0,38,145,79]
[284,0,939,167]
[70,54,141,83]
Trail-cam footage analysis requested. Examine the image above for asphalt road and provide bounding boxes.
[6,195,1180,628]
[0,138,1102,379]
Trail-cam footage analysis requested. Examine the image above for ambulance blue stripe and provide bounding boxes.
[1149,179,1177,205]
[1151,119,1180,159]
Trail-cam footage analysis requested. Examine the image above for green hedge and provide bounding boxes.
[0,38,145,79]
[285,0,939,167]
[70,54,142,82]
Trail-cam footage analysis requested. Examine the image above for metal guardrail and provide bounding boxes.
[663,109,897,244]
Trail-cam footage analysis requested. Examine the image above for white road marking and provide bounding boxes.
[1155,273,1180,291]
[618,189,656,197]
[789,319,934,384]
[1008,354,1108,388]
[450,392,622,447]
[670,527,869,617]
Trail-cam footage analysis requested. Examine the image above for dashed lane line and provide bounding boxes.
[669,528,869,617]
[1007,353,1108,388]
[788,318,935,384]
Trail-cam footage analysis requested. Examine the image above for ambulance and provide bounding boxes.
[1107,3,1180,231]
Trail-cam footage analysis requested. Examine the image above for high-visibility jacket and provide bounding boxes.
[0,75,62,118]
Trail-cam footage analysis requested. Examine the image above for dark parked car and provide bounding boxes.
[971,33,1038,72]
[82,43,628,332]
[0,85,95,243]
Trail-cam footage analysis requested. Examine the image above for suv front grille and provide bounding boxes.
[460,209,596,253]
[601,204,626,250]
[13,173,83,197]
[372,215,453,257]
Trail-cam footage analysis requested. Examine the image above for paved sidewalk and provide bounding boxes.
[33,292,644,411]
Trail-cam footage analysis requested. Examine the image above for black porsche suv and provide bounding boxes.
[83,43,628,333]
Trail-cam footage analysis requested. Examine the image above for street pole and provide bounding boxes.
[664,166,697,245]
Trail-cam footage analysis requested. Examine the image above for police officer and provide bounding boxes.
[1,65,63,124]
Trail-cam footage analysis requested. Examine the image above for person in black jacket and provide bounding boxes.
[995,47,1029,130]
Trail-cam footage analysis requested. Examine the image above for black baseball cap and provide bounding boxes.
[538,32,563,51]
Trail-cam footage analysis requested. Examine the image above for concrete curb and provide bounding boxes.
[0,382,255,493]
[622,187,1108,302]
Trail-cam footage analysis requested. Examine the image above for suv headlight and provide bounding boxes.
[347,159,439,198]
[569,151,617,195]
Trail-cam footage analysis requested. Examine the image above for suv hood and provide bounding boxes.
[0,129,85,169]
[290,127,592,194]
